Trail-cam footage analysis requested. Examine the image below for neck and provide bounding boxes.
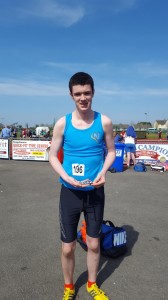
[74,109,94,121]
[72,110,94,129]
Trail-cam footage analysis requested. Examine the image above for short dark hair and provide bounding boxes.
[69,72,94,94]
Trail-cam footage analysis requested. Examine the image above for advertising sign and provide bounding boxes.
[0,139,9,159]
[135,143,168,164]
[12,140,51,161]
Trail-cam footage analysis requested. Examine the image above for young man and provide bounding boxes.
[49,72,116,300]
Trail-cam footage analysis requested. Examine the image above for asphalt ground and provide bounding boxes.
[0,159,168,300]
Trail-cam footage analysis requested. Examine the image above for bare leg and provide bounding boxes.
[61,241,76,284]
[131,153,136,165]
[126,152,131,166]
[86,235,100,282]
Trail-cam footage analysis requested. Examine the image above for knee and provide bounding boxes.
[86,236,100,253]
[62,242,76,257]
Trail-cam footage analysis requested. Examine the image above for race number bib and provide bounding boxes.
[72,164,85,176]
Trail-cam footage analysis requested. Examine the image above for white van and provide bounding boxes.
[35,126,49,137]
[148,128,157,133]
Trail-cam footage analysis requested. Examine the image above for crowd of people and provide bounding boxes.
[0,124,167,143]
[0,126,51,139]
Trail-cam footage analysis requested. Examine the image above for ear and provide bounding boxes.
[70,92,74,99]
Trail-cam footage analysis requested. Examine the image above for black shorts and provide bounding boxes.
[59,185,105,243]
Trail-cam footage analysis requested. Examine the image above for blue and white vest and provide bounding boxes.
[60,111,104,190]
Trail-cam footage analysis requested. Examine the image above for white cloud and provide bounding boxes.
[143,88,168,96]
[97,87,168,97]
[0,0,85,27]
[1,77,168,98]
[136,62,168,77]
[0,79,67,96]
[0,0,139,27]
[43,62,84,71]
[115,61,168,78]
[44,60,168,79]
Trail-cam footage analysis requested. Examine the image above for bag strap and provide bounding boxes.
[103,220,125,231]
[103,220,115,228]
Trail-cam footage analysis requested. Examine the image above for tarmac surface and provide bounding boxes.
[0,159,168,300]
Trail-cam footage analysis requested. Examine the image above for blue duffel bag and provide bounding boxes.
[134,162,147,172]
[77,220,127,258]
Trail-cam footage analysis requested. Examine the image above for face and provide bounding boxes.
[70,84,94,112]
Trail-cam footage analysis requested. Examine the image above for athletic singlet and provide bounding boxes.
[60,111,105,190]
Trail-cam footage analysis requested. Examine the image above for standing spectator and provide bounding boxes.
[44,130,50,139]
[125,126,137,167]
[121,130,126,139]
[27,129,32,138]
[20,130,23,138]
[166,129,168,141]
[0,125,11,138]
[114,132,124,143]
[22,128,27,138]
[12,128,17,138]
[158,129,162,140]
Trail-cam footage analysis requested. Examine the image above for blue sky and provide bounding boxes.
[0,0,168,127]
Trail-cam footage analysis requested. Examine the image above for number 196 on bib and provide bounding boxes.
[72,163,85,176]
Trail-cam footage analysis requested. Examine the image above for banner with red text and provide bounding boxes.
[12,140,51,161]
[135,143,168,164]
[0,139,9,159]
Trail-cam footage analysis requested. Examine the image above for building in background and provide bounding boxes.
[153,120,168,130]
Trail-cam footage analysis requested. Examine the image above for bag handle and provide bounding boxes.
[103,220,115,228]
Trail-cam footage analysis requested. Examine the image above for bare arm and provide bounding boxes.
[49,117,83,188]
[92,115,116,187]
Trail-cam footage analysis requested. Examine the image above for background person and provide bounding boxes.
[114,132,124,143]
[49,72,116,300]
[12,127,17,138]
[121,130,126,139]
[22,128,27,138]
[124,125,137,167]
[158,129,162,140]
[27,129,32,138]
[0,125,11,138]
